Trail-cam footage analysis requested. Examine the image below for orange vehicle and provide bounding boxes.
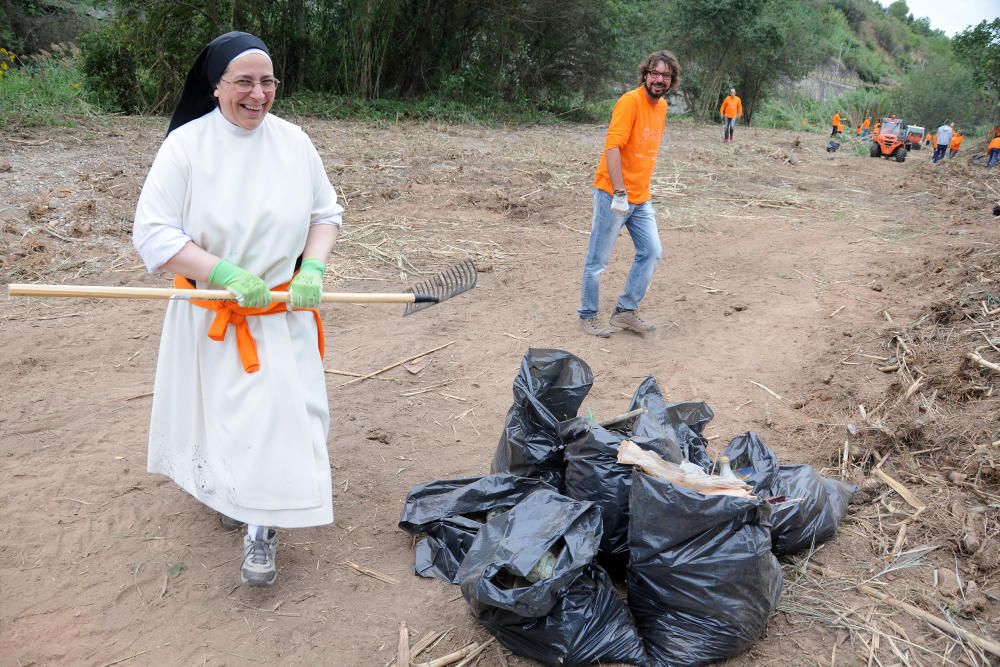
[905,125,924,150]
[870,117,907,162]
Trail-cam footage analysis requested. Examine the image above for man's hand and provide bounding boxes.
[611,190,629,215]
[208,259,272,308]
[289,258,325,309]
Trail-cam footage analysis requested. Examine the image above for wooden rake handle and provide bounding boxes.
[6,283,436,304]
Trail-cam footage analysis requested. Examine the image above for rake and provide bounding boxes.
[7,258,477,317]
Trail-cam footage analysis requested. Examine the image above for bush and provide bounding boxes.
[0,44,96,129]
[275,91,610,125]
[78,24,149,114]
[754,88,891,132]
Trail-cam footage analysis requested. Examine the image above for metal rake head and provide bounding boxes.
[403,258,478,316]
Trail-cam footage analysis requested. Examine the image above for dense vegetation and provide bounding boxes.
[0,0,997,135]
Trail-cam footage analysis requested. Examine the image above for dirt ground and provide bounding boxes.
[1,115,998,667]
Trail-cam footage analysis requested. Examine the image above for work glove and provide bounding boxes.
[289,258,325,309]
[611,190,630,215]
[208,259,272,308]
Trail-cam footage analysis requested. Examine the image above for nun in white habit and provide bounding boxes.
[132,31,342,587]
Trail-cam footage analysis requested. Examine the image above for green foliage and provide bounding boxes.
[663,0,767,120]
[78,22,150,114]
[733,0,830,124]
[886,1,909,21]
[754,88,890,132]
[276,90,611,125]
[829,0,870,29]
[891,52,987,128]
[78,0,628,115]
[0,6,13,52]
[4,0,987,135]
[0,45,96,129]
[953,19,1000,109]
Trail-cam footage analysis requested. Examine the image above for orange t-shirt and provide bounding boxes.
[594,86,667,204]
[832,113,841,126]
[862,118,871,129]
[949,134,963,150]
[719,95,742,119]
[989,137,1000,150]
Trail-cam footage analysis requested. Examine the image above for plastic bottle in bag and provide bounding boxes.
[525,550,558,582]
[717,456,738,481]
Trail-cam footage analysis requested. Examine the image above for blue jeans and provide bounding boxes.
[723,116,736,139]
[933,144,948,162]
[987,148,999,168]
[579,188,662,319]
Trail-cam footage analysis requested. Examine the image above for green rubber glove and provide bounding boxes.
[208,259,272,308]
[289,258,325,308]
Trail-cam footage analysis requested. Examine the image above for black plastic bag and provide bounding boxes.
[490,349,594,490]
[625,377,684,463]
[458,489,647,666]
[562,414,676,576]
[398,474,554,583]
[770,465,857,556]
[722,431,781,496]
[628,377,713,469]
[723,433,857,556]
[561,419,632,573]
[628,471,783,666]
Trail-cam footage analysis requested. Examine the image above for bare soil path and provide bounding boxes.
[1,117,997,666]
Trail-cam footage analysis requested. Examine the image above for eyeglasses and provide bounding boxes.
[219,77,280,93]
[646,71,671,81]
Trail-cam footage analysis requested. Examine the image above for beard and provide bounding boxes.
[644,79,667,99]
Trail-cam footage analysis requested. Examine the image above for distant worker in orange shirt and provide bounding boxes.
[861,117,871,138]
[831,112,841,137]
[924,132,932,146]
[948,130,963,158]
[578,50,681,337]
[986,135,1000,168]
[719,88,742,143]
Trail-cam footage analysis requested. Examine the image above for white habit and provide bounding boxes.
[133,108,343,528]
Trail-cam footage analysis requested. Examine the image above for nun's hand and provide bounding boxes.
[289,258,325,309]
[207,259,272,308]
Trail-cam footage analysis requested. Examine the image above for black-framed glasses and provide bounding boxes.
[646,71,671,81]
[219,77,280,93]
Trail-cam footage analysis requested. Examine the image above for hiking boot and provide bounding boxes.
[610,309,656,334]
[241,528,278,588]
[580,316,611,338]
[219,513,244,530]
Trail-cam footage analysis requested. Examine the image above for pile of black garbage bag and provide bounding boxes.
[398,349,857,666]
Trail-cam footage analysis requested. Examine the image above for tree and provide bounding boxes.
[953,18,1000,113]
[732,0,828,124]
[886,1,909,22]
[79,0,630,112]
[663,0,767,120]
[892,52,985,129]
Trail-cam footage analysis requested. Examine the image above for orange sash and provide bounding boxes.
[173,275,324,373]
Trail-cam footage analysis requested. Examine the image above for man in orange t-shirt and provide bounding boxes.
[986,136,1000,168]
[948,131,963,158]
[579,50,680,337]
[719,88,742,143]
[831,112,841,137]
